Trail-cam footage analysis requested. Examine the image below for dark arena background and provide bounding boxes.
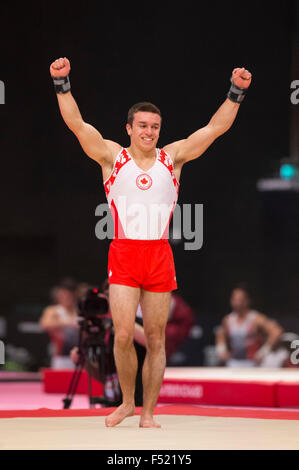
[1,0,299,452]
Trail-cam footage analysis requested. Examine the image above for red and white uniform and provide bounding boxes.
[104,147,179,291]
[104,147,179,240]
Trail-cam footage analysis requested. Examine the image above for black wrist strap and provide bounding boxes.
[52,75,71,94]
[227,77,247,103]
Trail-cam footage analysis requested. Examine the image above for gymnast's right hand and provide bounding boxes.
[49,57,71,77]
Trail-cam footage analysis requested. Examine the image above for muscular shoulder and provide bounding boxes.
[222,315,230,326]
[254,312,267,324]
[216,315,229,336]
[40,305,59,322]
[253,312,277,332]
[103,140,122,163]
[163,140,186,166]
[217,315,230,333]
[99,140,123,182]
[101,140,122,172]
[162,140,186,182]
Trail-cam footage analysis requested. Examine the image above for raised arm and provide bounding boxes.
[49,57,121,166]
[164,67,252,166]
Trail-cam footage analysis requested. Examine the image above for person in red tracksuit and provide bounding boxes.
[165,293,195,361]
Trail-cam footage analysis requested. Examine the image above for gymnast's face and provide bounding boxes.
[230,289,250,312]
[126,111,161,152]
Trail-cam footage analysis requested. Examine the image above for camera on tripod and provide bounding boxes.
[79,287,109,318]
[78,287,111,338]
[63,286,121,409]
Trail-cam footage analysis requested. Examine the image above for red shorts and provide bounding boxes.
[108,239,177,292]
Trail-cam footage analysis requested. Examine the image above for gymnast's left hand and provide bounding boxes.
[232,67,252,88]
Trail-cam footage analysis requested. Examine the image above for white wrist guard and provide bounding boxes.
[216,343,228,356]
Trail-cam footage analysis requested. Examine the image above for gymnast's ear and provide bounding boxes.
[126,122,132,136]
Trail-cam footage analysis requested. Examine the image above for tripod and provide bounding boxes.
[62,316,121,409]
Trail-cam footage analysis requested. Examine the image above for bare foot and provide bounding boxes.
[105,403,135,427]
[139,415,161,428]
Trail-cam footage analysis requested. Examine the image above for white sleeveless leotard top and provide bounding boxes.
[104,147,179,240]
[227,310,258,360]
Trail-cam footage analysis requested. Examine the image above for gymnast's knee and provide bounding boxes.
[145,332,165,354]
[114,330,135,350]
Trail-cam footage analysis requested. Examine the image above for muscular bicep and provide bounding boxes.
[73,121,120,165]
[257,314,283,338]
[165,125,218,166]
[176,125,218,164]
[216,317,229,342]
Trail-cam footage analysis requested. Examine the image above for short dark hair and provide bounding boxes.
[232,283,252,300]
[127,102,162,127]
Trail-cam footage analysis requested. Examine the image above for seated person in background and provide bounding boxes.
[135,291,195,362]
[216,285,283,367]
[165,293,195,361]
[40,279,79,369]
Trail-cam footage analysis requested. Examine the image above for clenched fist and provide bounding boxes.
[50,57,71,78]
[232,67,252,88]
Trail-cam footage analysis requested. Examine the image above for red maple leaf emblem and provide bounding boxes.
[140,178,148,185]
